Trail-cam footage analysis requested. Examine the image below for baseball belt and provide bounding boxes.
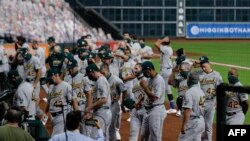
[226,112,237,116]
[144,103,164,110]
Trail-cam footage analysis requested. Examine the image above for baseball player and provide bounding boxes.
[155,36,176,114]
[100,51,122,77]
[85,64,112,141]
[196,56,223,141]
[123,33,141,63]
[129,63,147,141]
[140,61,166,141]
[0,45,9,92]
[45,69,78,136]
[19,48,41,101]
[179,71,205,141]
[138,39,153,63]
[31,40,47,87]
[47,36,56,54]
[46,46,65,75]
[169,60,192,117]
[73,48,89,75]
[226,67,249,125]
[7,70,36,119]
[100,64,127,141]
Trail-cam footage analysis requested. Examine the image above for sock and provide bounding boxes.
[170,100,175,109]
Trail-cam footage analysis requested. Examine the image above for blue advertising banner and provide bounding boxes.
[186,23,250,38]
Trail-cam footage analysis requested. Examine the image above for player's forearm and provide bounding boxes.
[143,86,158,102]
[34,69,41,85]
[86,91,93,108]
[89,98,107,110]
[123,74,136,81]
[72,99,79,111]
[241,101,249,115]
[181,108,191,131]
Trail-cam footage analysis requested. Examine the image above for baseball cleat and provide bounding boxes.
[176,110,181,117]
[166,108,177,114]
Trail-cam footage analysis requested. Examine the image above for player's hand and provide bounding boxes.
[181,126,186,134]
[95,119,101,129]
[135,102,142,110]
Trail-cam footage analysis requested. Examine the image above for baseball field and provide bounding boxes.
[149,39,250,124]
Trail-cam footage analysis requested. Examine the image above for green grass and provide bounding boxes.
[149,41,250,124]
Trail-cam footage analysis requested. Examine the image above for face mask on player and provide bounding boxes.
[80,55,87,61]
[180,71,189,79]
[143,70,150,78]
[88,75,97,81]
[228,75,239,84]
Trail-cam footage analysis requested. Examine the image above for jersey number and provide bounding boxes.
[206,88,216,95]
[199,96,206,107]
[77,92,86,99]
[54,100,63,107]
[228,101,239,108]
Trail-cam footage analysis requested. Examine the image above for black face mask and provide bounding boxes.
[46,78,55,85]
[80,55,87,61]
[140,43,145,48]
[88,60,94,65]
[228,75,239,84]
[143,71,150,78]
[10,78,23,89]
[88,75,97,81]
[180,71,189,79]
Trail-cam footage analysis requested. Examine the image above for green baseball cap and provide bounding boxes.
[78,48,87,54]
[141,61,155,72]
[199,56,209,64]
[87,52,96,59]
[67,59,78,69]
[86,64,99,74]
[47,69,58,78]
[47,36,55,43]
[77,39,87,47]
[98,45,110,52]
[99,51,113,59]
[176,56,186,66]
[19,47,29,55]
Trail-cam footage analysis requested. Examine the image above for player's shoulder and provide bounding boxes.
[18,82,33,91]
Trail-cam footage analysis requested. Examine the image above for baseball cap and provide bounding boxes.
[199,56,209,64]
[46,69,58,78]
[87,52,96,59]
[141,61,155,72]
[19,47,29,55]
[47,36,55,43]
[86,64,99,74]
[98,45,110,52]
[67,59,78,69]
[175,56,186,66]
[7,70,20,79]
[77,39,87,47]
[99,51,113,59]
[77,48,87,54]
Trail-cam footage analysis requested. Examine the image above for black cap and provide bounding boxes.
[7,70,20,79]
[141,61,155,72]
[47,69,58,77]
[47,36,55,43]
[199,56,209,64]
[67,59,78,69]
[86,64,99,74]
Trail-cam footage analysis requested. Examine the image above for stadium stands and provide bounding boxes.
[0,0,113,43]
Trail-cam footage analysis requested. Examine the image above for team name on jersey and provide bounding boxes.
[226,91,237,97]
[72,81,84,89]
[24,64,33,70]
[178,85,189,92]
[132,84,144,93]
[50,90,63,99]
[200,78,216,85]
[52,60,62,66]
